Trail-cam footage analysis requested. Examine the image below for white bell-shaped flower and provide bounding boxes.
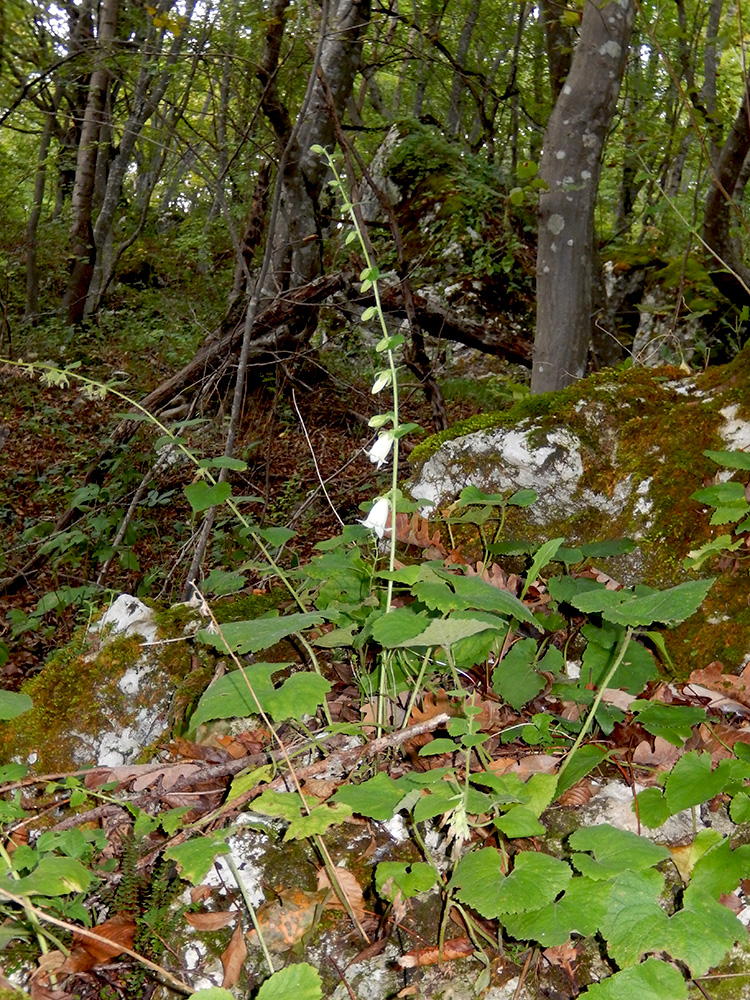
[360,496,390,538]
[366,432,394,469]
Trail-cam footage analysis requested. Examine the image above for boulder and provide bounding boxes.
[407,352,750,672]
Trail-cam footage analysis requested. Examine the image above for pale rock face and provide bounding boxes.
[410,422,633,528]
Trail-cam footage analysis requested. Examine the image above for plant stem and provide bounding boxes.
[557,625,634,781]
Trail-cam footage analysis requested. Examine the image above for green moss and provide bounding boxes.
[0,632,144,770]
[0,604,203,771]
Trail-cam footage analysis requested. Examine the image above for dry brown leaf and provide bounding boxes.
[397,937,473,968]
[221,921,247,988]
[302,777,338,800]
[687,661,750,709]
[170,737,229,762]
[487,754,558,779]
[543,940,578,981]
[60,913,136,972]
[317,867,366,922]
[688,721,750,762]
[246,889,324,953]
[191,885,212,904]
[632,737,682,771]
[393,511,446,556]
[185,910,238,931]
[464,560,522,596]
[557,780,595,808]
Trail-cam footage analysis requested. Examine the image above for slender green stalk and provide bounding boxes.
[557,625,634,780]
[225,854,275,976]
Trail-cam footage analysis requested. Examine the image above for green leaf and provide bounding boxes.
[522,538,564,599]
[165,834,231,884]
[704,449,750,470]
[635,787,672,829]
[581,958,687,1000]
[456,485,508,507]
[451,847,505,918]
[492,639,545,711]
[569,824,670,880]
[333,773,404,821]
[493,852,571,914]
[0,763,28,783]
[683,535,739,570]
[580,539,637,558]
[451,611,506,667]
[184,480,232,512]
[201,569,246,596]
[602,869,667,967]
[556,745,609,798]
[190,665,330,728]
[687,838,750,898]
[571,579,714,627]
[189,664,280,728]
[375,862,438,900]
[664,751,730,815]
[413,782,461,822]
[507,488,537,507]
[263,672,332,723]
[197,456,248,471]
[581,625,656,694]
[629,701,706,746]
[5,857,94,896]
[371,607,432,646]
[285,802,353,841]
[254,526,296,547]
[663,892,743,976]
[0,691,33,721]
[396,615,504,650]
[256,963,323,1000]
[501,876,610,947]
[690,481,747,505]
[196,612,325,654]
[444,573,539,625]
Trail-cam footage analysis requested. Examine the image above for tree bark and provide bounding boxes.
[447,0,481,138]
[62,0,119,326]
[84,0,198,315]
[703,69,750,307]
[532,0,634,393]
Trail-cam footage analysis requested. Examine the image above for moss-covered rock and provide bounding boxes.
[0,595,207,772]
[408,352,750,674]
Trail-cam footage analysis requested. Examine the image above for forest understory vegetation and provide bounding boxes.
[8,0,750,996]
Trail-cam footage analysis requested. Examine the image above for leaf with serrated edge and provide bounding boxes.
[255,963,323,1000]
[581,957,687,999]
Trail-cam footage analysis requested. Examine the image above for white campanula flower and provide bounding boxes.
[360,496,390,538]
[366,431,394,469]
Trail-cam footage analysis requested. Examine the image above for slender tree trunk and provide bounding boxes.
[531,0,634,393]
[539,0,573,101]
[84,0,198,315]
[24,92,59,322]
[703,70,750,306]
[62,0,119,326]
[265,0,371,296]
[447,0,481,138]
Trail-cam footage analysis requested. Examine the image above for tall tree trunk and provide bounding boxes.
[447,0,481,138]
[531,0,634,393]
[24,90,59,323]
[539,0,573,101]
[84,0,198,315]
[703,70,750,307]
[62,0,120,326]
[266,0,371,296]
